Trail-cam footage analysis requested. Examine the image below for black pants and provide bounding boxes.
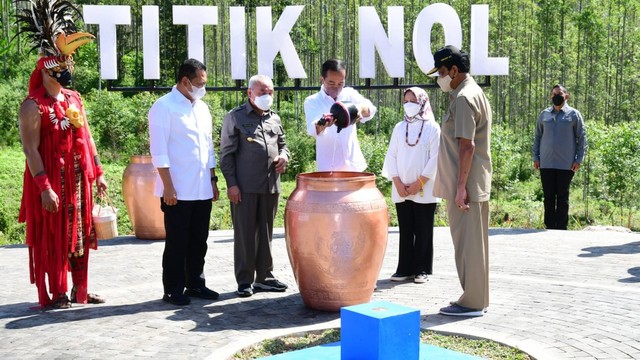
[395,201,437,275]
[161,198,212,295]
[540,169,575,230]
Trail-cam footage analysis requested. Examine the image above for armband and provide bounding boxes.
[33,173,52,192]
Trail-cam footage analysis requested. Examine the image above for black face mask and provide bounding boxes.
[53,69,72,87]
[552,94,565,106]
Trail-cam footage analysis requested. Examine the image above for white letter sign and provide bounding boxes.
[83,5,131,80]
[142,6,160,79]
[256,6,306,79]
[229,7,247,80]
[86,4,509,81]
[173,6,218,63]
[412,3,462,75]
[470,5,509,75]
[359,7,405,78]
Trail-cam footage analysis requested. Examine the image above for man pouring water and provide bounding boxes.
[304,59,377,171]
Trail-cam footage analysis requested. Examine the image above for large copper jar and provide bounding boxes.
[285,172,388,311]
[122,155,165,240]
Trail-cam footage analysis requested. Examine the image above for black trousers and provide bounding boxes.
[540,169,575,230]
[395,201,437,275]
[160,198,212,295]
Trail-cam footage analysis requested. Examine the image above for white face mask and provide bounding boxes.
[437,75,453,93]
[254,94,273,111]
[188,81,206,100]
[403,102,422,118]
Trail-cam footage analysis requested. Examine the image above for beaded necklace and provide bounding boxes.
[405,119,425,146]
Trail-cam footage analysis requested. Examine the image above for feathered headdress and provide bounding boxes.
[14,0,94,93]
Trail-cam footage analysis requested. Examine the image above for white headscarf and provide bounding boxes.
[403,87,435,123]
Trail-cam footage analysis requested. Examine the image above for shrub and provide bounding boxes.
[0,147,27,245]
[83,90,160,162]
[491,126,533,201]
[360,131,391,192]
[281,130,316,182]
[587,121,640,227]
[0,78,28,146]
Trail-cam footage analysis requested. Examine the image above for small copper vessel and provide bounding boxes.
[285,172,388,311]
[122,155,165,240]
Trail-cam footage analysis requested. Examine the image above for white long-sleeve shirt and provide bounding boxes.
[304,86,377,171]
[148,86,216,200]
[382,119,441,204]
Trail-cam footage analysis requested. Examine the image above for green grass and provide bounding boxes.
[233,328,532,359]
[2,144,639,245]
[0,145,297,245]
[0,146,26,245]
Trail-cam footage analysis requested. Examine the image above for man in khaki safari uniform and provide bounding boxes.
[429,45,492,317]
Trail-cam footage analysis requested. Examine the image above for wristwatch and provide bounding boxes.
[211,175,218,182]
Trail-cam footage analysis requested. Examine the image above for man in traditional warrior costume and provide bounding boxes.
[16,0,107,309]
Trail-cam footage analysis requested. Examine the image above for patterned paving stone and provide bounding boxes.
[0,227,639,359]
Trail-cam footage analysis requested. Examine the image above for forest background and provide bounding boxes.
[1,0,639,245]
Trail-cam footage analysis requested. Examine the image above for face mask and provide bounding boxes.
[54,69,72,87]
[188,81,206,101]
[189,80,207,101]
[437,74,452,92]
[254,94,273,111]
[403,102,422,118]
[552,94,565,106]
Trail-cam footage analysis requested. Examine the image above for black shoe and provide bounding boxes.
[439,303,483,317]
[162,293,191,306]
[253,279,288,292]
[237,284,253,297]
[184,286,219,300]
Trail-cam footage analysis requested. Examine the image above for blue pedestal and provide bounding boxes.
[340,301,420,360]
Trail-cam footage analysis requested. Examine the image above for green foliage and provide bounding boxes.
[360,131,391,192]
[100,162,132,237]
[585,121,640,228]
[0,147,26,245]
[281,130,316,182]
[71,42,101,95]
[490,126,534,201]
[83,90,160,162]
[0,78,26,146]
[203,92,227,147]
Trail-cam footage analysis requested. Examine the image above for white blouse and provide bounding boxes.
[382,118,441,204]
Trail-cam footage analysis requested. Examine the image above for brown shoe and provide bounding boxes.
[48,294,71,309]
[70,286,105,304]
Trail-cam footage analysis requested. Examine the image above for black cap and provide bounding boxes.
[426,45,464,75]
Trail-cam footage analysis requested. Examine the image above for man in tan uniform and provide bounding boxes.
[428,45,492,317]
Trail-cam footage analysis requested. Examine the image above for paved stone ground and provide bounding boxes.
[1,227,639,359]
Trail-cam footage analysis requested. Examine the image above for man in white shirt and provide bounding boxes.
[304,59,377,171]
[148,58,220,306]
